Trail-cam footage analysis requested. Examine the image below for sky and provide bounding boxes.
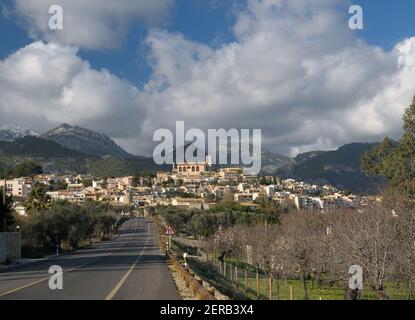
[0,0,415,157]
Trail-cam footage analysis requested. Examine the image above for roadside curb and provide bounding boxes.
[0,222,128,273]
[169,253,217,301]
[0,258,48,272]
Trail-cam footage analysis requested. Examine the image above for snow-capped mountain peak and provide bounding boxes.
[0,124,39,141]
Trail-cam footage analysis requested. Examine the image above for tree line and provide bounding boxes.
[8,186,124,256]
[157,201,281,239]
[209,96,415,300]
[19,200,120,252]
[211,195,415,300]
[362,96,415,196]
[0,190,14,231]
[0,161,43,179]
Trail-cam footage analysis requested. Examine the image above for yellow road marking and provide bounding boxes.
[0,257,108,297]
[0,219,137,298]
[105,223,150,300]
[0,276,50,297]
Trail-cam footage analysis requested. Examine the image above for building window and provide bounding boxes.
[192,166,195,172]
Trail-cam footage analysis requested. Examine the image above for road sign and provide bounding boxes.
[165,226,175,236]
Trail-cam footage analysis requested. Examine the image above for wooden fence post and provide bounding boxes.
[290,286,293,300]
[269,276,272,300]
[256,269,259,299]
[235,266,238,289]
[224,262,227,277]
[245,270,248,294]
[276,277,280,300]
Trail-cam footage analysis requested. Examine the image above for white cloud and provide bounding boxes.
[137,0,415,156]
[0,41,147,141]
[12,0,173,50]
[2,0,415,157]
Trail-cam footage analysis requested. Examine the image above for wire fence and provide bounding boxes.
[153,220,411,300]
[192,258,415,300]
[188,258,313,300]
[166,236,313,300]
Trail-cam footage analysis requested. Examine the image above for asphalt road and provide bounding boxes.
[0,217,180,300]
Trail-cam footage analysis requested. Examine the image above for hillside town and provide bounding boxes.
[2,0,415,305]
[1,156,370,217]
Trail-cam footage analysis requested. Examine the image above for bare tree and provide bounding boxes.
[213,226,241,262]
[308,213,336,289]
[330,204,400,300]
[278,213,315,299]
[394,202,415,297]
[209,191,415,300]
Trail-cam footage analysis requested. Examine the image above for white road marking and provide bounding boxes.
[0,220,137,298]
[105,223,150,300]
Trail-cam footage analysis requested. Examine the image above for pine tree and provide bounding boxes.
[362,96,415,195]
[0,190,13,232]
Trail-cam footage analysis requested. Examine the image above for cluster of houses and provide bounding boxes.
[1,157,367,216]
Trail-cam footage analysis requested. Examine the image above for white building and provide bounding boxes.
[0,179,32,198]
[47,191,86,205]
[234,193,254,202]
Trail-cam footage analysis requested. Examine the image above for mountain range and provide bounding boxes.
[275,144,385,193]
[0,124,39,141]
[0,124,157,176]
[0,123,383,193]
[40,124,132,158]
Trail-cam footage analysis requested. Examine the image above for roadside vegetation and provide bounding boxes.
[181,99,415,300]
[206,197,415,300]
[157,200,282,240]
[0,189,14,232]
[0,161,43,179]
[10,186,125,258]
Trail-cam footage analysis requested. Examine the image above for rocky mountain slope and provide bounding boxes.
[0,124,39,141]
[41,124,132,158]
[275,143,385,193]
[0,123,385,192]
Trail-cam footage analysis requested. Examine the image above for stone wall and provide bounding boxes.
[0,232,21,263]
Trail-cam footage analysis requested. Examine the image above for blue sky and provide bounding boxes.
[2,0,413,87]
[356,0,415,49]
[80,0,238,87]
[0,0,238,86]
[1,0,415,156]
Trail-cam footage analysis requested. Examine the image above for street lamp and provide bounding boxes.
[16,225,20,233]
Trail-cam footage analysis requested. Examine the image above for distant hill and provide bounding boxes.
[0,136,92,175]
[175,142,292,173]
[292,151,326,166]
[0,136,87,158]
[0,124,39,142]
[0,136,158,176]
[275,143,386,193]
[88,156,162,177]
[0,123,387,191]
[260,148,293,174]
[41,124,132,158]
